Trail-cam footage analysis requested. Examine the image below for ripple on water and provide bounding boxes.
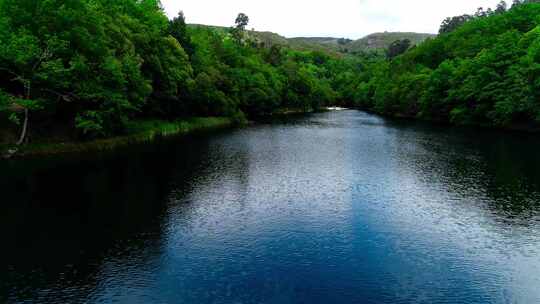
[1,110,540,303]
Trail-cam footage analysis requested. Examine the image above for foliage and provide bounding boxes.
[0,2,356,144]
[5,0,538,148]
[231,13,249,43]
[386,39,411,59]
[348,2,540,128]
[288,33,434,55]
[439,15,474,34]
[169,11,195,57]
[14,117,233,157]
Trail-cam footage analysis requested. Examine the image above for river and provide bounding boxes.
[1,110,540,303]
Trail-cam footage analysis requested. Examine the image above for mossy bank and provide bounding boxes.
[1,117,234,159]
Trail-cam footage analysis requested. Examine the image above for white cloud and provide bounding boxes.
[161,0,502,39]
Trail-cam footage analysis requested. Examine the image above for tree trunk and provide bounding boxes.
[16,108,29,146]
[16,83,31,146]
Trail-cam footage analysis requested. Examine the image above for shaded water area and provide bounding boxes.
[1,110,540,304]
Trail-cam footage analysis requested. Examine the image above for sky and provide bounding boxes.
[161,0,502,39]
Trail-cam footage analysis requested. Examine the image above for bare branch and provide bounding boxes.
[42,88,78,102]
[0,67,22,80]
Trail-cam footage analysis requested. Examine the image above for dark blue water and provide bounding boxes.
[1,110,540,303]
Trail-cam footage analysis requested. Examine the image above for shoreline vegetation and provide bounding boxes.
[1,117,234,159]
[1,106,322,159]
[355,107,540,133]
[2,1,540,160]
[348,2,540,128]
[0,2,355,156]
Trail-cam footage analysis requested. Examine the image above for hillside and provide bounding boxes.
[282,33,435,54]
[348,32,436,53]
[1,5,363,147]
[189,24,434,54]
[189,24,343,54]
[348,2,540,129]
[287,37,349,53]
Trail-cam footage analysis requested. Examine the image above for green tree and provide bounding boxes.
[235,13,249,30]
[0,2,70,144]
[386,39,411,59]
[231,13,249,43]
[169,11,195,57]
[439,15,474,34]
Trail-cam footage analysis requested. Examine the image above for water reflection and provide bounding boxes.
[1,111,540,303]
[0,137,212,302]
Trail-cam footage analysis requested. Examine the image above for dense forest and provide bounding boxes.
[1,0,540,150]
[348,1,540,128]
[0,0,363,146]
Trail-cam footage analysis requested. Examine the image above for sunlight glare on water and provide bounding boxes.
[1,110,540,303]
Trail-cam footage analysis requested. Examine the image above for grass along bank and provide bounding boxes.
[2,117,234,159]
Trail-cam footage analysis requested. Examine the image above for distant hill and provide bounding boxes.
[348,3,540,129]
[188,24,344,55]
[348,32,436,53]
[188,24,435,54]
[290,33,436,54]
[188,24,289,45]
[287,37,350,53]
[258,32,437,55]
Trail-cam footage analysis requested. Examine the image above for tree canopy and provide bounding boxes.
[0,1,356,144]
[2,0,539,147]
[347,1,540,128]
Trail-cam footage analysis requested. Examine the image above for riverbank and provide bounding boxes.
[269,106,341,116]
[270,107,315,116]
[1,107,327,159]
[4,110,539,304]
[352,107,540,133]
[1,117,234,159]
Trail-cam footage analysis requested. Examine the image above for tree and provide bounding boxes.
[439,15,474,34]
[231,13,249,43]
[337,38,352,45]
[496,1,508,13]
[0,23,68,145]
[0,0,363,149]
[354,1,540,128]
[266,45,284,66]
[169,11,194,57]
[509,0,540,8]
[386,39,411,59]
[235,13,249,31]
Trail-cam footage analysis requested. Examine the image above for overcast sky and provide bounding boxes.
[161,0,502,39]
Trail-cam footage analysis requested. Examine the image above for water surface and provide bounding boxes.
[1,110,540,303]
